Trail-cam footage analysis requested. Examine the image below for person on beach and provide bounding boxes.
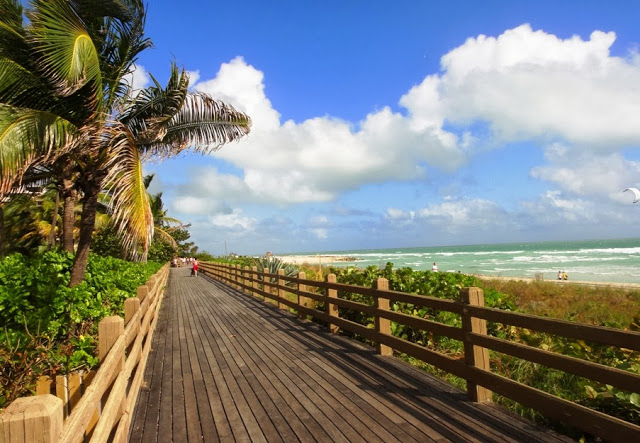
[563,271,568,280]
[558,271,562,280]
[432,262,438,272]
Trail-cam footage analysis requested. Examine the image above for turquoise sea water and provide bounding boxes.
[284,238,640,284]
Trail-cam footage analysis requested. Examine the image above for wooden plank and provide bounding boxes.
[212,279,454,441]
[471,332,640,393]
[67,372,82,414]
[211,293,420,443]
[193,288,335,442]
[327,273,339,334]
[191,294,287,442]
[381,308,465,340]
[466,304,640,351]
[374,277,392,356]
[82,371,99,439]
[182,280,252,442]
[179,284,219,442]
[461,287,492,403]
[221,292,471,442]
[130,278,171,442]
[470,367,640,441]
[36,376,53,396]
[200,275,338,440]
[176,283,203,442]
[55,375,68,418]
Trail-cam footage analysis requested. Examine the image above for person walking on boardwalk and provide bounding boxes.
[192,259,199,277]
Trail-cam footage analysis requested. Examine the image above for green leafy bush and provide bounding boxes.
[0,251,162,409]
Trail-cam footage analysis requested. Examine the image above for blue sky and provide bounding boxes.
[135,1,640,256]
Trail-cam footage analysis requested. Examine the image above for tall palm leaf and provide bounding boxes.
[121,65,251,158]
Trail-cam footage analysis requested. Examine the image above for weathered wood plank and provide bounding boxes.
[196,289,340,442]
[179,285,218,442]
[190,291,296,441]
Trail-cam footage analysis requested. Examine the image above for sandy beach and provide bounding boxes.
[471,274,640,290]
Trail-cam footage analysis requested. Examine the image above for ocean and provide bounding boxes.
[286,238,640,284]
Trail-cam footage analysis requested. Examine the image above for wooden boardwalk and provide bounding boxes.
[130,267,571,442]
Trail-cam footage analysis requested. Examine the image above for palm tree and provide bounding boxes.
[0,0,251,285]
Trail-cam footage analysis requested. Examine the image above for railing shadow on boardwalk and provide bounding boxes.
[213,281,532,439]
[130,267,572,442]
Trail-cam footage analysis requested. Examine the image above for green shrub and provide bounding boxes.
[0,251,162,409]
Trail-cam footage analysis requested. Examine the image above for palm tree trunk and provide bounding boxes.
[69,182,100,287]
[61,181,76,253]
[48,191,60,249]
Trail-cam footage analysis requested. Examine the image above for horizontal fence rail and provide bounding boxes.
[0,264,170,443]
[200,262,640,442]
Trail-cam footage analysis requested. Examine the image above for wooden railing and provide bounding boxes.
[200,262,640,442]
[0,264,169,443]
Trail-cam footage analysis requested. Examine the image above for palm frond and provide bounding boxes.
[119,63,188,142]
[0,105,78,194]
[0,59,59,110]
[0,0,23,29]
[161,217,185,227]
[28,0,103,102]
[71,0,137,23]
[143,173,154,189]
[101,4,152,110]
[102,128,153,260]
[139,92,251,158]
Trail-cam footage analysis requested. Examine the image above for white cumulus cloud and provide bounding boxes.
[148,23,640,253]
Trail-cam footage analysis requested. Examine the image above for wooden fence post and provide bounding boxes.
[374,278,392,356]
[125,297,141,328]
[327,274,339,333]
[0,395,63,443]
[137,285,148,303]
[297,272,307,319]
[147,275,157,296]
[461,287,492,403]
[99,316,124,362]
[231,265,236,289]
[252,266,258,297]
[262,268,268,302]
[244,266,250,294]
[277,269,286,309]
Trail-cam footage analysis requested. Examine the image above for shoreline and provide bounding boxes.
[275,254,640,290]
